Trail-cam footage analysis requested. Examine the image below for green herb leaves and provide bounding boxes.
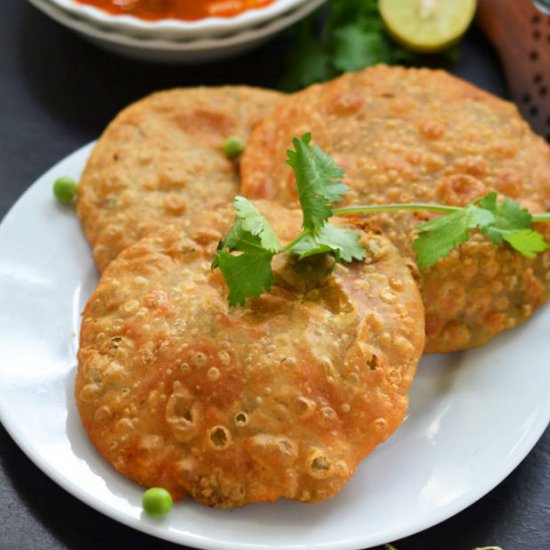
[214,248,275,308]
[291,224,367,263]
[477,193,547,257]
[284,134,365,263]
[286,134,347,231]
[213,135,549,307]
[213,134,366,306]
[282,0,421,91]
[413,192,548,268]
[224,197,280,251]
[212,198,279,307]
[413,204,494,269]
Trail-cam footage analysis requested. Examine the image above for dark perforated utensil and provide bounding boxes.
[477,0,550,141]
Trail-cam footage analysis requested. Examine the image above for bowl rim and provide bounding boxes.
[31,0,327,52]
[47,0,312,34]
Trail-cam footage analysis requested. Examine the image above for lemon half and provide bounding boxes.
[379,0,477,53]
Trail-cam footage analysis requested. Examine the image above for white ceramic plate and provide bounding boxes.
[0,144,549,550]
[49,0,312,39]
[28,0,326,63]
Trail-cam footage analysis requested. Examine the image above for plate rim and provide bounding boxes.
[48,0,311,35]
[27,0,327,50]
[0,142,549,550]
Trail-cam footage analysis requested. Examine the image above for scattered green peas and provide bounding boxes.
[53,176,77,204]
[223,135,244,160]
[142,487,173,517]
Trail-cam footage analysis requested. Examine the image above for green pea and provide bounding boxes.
[142,487,173,516]
[53,176,77,204]
[223,136,244,159]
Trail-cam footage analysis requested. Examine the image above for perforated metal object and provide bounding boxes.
[478,0,550,141]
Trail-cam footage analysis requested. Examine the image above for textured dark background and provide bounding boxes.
[0,1,549,549]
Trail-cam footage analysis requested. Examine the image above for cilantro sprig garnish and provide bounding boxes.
[213,134,550,306]
[211,197,280,307]
[286,133,347,231]
[412,193,549,268]
[335,195,549,269]
[212,134,366,306]
[286,134,366,263]
[281,0,459,92]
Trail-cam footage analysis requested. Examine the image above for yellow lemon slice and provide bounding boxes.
[379,0,477,53]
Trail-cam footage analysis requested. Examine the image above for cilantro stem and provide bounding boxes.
[333,204,550,223]
[279,231,308,253]
[333,203,462,216]
[214,131,550,306]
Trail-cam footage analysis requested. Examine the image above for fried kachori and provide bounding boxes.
[76,202,424,507]
[240,65,550,353]
[77,86,284,272]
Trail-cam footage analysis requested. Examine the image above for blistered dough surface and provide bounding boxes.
[77,86,284,271]
[76,202,424,507]
[240,65,550,353]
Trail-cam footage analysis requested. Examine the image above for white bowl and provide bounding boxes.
[48,0,313,39]
[28,0,327,63]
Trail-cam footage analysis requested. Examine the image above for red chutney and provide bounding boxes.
[76,0,275,21]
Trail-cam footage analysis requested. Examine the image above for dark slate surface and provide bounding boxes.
[0,1,549,549]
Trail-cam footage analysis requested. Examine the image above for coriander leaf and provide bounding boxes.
[475,193,548,256]
[281,0,425,91]
[413,205,494,269]
[477,192,532,244]
[496,198,531,228]
[229,196,280,251]
[502,229,548,258]
[290,234,332,258]
[280,17,333,92]
[214,249,275,307]
[412,193,549,268]
[291,223,366,262]
[212,197,280,306]
[286,133,347,233]
[333,22,394,72]
[478,192,532,228]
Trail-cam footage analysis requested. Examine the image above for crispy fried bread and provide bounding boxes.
[240,66,550,353]
[76,202,424,507]
[77,86,284,271]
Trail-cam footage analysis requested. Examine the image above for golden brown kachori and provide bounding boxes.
[77,86,284,271]
[240,65,550,353]
[76,202,424,508]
